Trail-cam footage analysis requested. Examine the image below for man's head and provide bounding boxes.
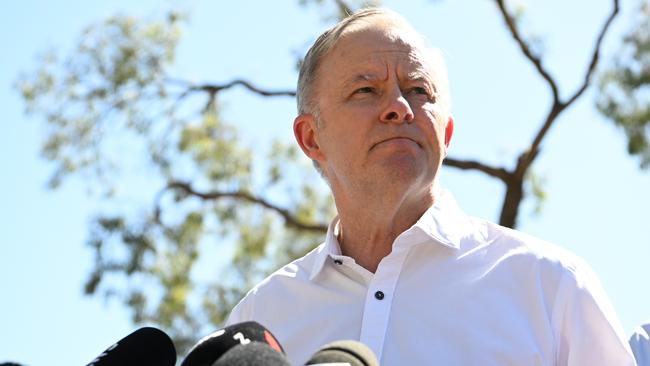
[293,8,454,206]
[297,8,451,119]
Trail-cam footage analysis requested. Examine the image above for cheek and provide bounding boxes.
[327,109,373,140]
[419,109,446,145]
[318,122,363,157]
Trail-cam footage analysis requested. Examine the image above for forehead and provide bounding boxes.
[321,26,435,84]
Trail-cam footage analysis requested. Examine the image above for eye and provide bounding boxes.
[411,86,429,95]
[354,86,375,94]
[408,86,436,102]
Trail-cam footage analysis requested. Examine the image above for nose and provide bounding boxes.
[380,90,414,124]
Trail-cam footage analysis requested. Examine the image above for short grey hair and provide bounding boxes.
[296,7,451,116]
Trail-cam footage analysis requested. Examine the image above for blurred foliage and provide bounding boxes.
[597,1,650,168]
[16,7,335,354]
[17,13,182,191]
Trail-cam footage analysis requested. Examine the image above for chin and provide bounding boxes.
[381,159,427,183]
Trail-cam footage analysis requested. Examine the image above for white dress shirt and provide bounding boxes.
[226,190,636,365]
[630,322,650,366]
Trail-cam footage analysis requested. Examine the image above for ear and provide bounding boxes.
[444,115,454,148]
[293,113,326,162]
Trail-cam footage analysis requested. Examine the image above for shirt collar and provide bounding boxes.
[397,189,470,249]
[309,189,473,280]
[310,218,343,280]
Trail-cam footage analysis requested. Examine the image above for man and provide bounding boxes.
[227,8,636,365]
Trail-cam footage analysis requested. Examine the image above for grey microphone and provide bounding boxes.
[304,340,378,366]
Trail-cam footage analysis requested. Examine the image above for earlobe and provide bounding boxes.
[293,113,325,162]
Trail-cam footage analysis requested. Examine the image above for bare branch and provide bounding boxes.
[164,78,296,118]
[444,156,511,183]
[166,181,328,233]
[493,0,560,103]
[167,78,296,97]
[211,79,296,97]
[564,0,620,107]
[518,103,563,172]
[523,0,620,169]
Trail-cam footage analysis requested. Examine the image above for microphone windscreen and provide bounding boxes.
[86,326,176,366]
[305,340,378,366]
[181,321,284,366]
[212,342,291,366]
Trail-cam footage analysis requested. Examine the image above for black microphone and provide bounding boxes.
[85,326,176,366]
[304,340,379,366]
[181,321,284,366]
[212,342,291,366]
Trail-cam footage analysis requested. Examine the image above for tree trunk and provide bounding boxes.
[498,174,524,229]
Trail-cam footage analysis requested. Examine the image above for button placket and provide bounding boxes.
[359,244,410,362]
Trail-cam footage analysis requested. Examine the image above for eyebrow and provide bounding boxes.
[407,70,438,93]
[341,73,380,89]
[340,69,439,93]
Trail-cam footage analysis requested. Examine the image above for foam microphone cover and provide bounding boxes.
[181,321,284,366]
[86,326,176,366]
[211,342,291,366]
[305,340,379,366]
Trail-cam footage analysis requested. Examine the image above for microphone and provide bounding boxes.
[85,326,176,366]
[181,321,284,366]
[212,342,291,366]
[305,340,379,366]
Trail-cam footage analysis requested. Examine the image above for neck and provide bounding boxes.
[333,183,438,273]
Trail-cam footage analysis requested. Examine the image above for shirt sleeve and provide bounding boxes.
[630,323,650,366]
[552,259,637,365]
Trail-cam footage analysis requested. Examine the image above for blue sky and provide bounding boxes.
[1,0,649,365]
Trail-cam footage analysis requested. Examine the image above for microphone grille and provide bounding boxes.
[306,340,378,366]
[212,342,290,366]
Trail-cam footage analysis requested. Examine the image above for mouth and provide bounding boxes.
[372,137,422,150]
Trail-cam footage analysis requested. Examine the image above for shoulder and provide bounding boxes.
[478,218,589,275]
[436,190,587,275]
[464,217,607,298]
[478,220,632,351]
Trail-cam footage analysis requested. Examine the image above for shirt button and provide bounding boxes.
[374,291,385,300]
[334,259,343,265]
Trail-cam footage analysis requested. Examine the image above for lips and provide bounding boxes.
[371,136,421,150]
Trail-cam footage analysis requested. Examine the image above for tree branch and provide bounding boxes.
[165,78,296,117]
[522,0,620,170]
[165,181,328,233]
[443,156,511,183]
[493,0,560,104]
[167,78,296,97]
[564,0,620,107]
